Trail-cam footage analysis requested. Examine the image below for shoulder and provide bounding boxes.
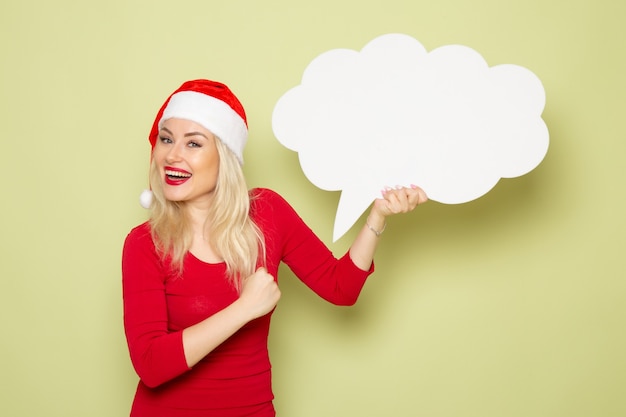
[249,187,301,226]
[250,187,282,201]
[123,221,154,250]
[250,187,292,210]
[126,221,151,240]
[122,221,165,270]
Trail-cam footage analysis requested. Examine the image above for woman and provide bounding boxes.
[122,79,427,417]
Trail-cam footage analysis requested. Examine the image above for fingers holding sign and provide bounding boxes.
[373,185,428,219]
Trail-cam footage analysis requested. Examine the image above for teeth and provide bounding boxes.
[165,170,191,178]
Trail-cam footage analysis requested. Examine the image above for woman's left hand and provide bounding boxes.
[371,184,428,219]
[349,184,428,269]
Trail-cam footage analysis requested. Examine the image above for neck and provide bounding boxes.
[184,198,213,233]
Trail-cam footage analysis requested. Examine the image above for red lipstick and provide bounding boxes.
[164,166,192,186]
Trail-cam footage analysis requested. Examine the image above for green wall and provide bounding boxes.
[1,0,624,416]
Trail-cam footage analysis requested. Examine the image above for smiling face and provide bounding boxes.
[152,118,220,207]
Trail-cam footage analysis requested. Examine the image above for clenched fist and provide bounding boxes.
[238,267,281,320]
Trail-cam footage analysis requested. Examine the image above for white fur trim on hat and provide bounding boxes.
[159,91,248,164]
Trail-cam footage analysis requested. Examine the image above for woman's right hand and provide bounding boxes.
[238,267,281,320]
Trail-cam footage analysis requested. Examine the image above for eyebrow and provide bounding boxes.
[160,127,211,140]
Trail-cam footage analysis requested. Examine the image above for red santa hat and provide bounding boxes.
[140,79,248,208]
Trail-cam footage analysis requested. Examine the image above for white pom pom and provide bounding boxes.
[139,189,153,209]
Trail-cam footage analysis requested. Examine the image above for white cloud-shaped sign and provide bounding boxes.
[272,33,549,241]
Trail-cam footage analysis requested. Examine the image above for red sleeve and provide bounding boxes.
[121,223,190,388]
[254,189,374,306]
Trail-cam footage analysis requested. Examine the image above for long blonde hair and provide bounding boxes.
[148,137,265,288]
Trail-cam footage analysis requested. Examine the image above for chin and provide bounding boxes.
[162,193,186,203]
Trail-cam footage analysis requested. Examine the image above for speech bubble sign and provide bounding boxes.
[272,33,549,241]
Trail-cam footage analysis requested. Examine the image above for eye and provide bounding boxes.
[188,141,202,148]
[159,136,173,144]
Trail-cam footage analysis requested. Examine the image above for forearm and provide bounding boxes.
[182,299,252,368]
[349,210,386,271]
[349,185,427,270]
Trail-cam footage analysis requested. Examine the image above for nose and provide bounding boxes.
[165,142,183,163]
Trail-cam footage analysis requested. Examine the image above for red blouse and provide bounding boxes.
[122,188,374,416]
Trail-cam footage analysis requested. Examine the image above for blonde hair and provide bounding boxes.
[148,137,265,289]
